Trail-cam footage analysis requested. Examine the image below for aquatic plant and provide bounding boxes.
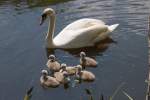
[24,86,34,100]
[84,82,134,100]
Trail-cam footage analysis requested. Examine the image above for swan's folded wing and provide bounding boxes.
[53,24,108,48]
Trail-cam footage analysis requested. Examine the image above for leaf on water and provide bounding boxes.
[122,91,134,100]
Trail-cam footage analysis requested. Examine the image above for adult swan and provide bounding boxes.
[40,8,119,49]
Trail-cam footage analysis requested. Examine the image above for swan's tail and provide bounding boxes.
[108,24,119,32]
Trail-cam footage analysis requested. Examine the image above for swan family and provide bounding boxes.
[40,8,119,49]
[39,8,119,88]
[40,51,97,88]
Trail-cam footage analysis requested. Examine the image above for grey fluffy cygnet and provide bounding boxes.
[40,70,60,88]
[54,64,71,84]
[46,55,61,73]
[80,51,97,69]
[75,65,95,82]
[59,63,77,76]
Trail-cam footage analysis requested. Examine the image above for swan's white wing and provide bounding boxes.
[54,24,108,48]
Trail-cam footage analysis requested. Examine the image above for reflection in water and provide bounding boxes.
[26,0,75,8]
[45,48,55,58]
[46,37,116,58]
[63,83,70,90]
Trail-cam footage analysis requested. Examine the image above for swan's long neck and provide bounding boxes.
[46,15,56,48]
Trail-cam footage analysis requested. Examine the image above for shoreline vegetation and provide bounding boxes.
[146,16,150,100]
[24,82,135,100]
[0,0,74,7]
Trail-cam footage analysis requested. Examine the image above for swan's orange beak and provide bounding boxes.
[40,13,47,25]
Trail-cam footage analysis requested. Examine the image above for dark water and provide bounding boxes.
[0,0,149,100]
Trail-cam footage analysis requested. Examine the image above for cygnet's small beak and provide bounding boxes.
[40,13,47,25]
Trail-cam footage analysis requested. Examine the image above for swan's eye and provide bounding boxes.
[40,13,47,25]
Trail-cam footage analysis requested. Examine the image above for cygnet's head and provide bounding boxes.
[76,65,82,72]
[49,55,56,61]
[40,8,55,25]
[80,51,86,58]
[61,63,67,70]
[41,70,48,76]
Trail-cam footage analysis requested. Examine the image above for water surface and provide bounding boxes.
[0,0,149,100]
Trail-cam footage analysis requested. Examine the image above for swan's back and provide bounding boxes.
[63,18,105,30]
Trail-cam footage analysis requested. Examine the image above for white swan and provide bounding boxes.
[40,8,119,49]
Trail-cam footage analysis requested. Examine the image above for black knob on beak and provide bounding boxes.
[40,13,47,25]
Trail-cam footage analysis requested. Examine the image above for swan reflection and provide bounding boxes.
[46,37,116,57]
